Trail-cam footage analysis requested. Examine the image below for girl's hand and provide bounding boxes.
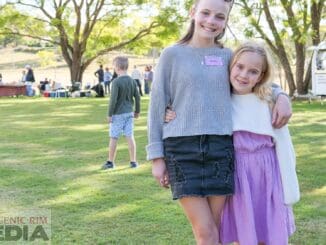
[107,116,112,123]
[152,158,169,188]
[164,108,177,123]
[272,94,292,128]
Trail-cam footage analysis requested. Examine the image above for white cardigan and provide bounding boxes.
[231,93,300,205]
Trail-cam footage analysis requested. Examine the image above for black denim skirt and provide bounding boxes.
[163,135,234,200]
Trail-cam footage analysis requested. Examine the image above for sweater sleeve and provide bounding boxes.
[146,47,172,160]
[271,83,289,102]
[108,80,119,116]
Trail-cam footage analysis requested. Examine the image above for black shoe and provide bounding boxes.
[130,162,139,168]
[102,161,115,170]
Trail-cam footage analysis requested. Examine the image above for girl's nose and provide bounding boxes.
[239,70,248,78]
[206,15,217,25]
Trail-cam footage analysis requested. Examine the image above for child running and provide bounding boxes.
[220,42,300,245]
[147,0,292,244]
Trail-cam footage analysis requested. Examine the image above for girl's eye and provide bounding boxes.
[202,11,209,16]
[215,15,225,20]
[236,64,243,69]
[250,70,259,75]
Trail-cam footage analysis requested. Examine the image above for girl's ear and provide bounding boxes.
[257,72,265,85]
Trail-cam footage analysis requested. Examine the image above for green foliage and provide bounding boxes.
[185,0,195,10]
[0,4,47,39]
[0,34,21,47]
[0,5,23,29]
[244,27,255,38]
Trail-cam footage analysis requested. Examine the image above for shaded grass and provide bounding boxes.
[0,97,325,244]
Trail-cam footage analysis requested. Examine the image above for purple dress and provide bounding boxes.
[220,131,295,245]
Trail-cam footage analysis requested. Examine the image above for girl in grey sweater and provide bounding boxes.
[147,0,291,243]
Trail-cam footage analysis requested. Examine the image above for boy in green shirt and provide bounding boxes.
[102,56,140,169]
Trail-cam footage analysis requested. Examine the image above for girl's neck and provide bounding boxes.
[232,88,254,95]
[188,37,216,48]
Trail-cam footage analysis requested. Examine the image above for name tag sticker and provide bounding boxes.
[204,56,223,66]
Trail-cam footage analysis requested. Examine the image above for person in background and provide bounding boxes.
[131,65,143,96]
[38,78,49,94]
[104,67,112,95]
[148,65,154,85]
[20,70,26,83]
[94,64,104,85]
[111,70,118,82]
[25,65,35,96]
[143,66,150,94]
[144,65,153,94]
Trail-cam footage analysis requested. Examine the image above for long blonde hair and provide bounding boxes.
[230,42,274,102]
[178,0,234,47]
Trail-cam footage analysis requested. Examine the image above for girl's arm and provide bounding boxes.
[164,85,292,128]
[108,81,119,117]
[146,47,173,188]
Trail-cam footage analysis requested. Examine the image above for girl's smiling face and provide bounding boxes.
[230,51,264,95]
[191,0,230,44]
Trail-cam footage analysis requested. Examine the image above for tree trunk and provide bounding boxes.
[70,65,83,84]
[304,58,312,92]
[275,48,296,96]
[295,44,306,94]
[69,56,86,85]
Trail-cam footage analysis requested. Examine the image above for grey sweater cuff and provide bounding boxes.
[272,84,290,102]
[146,142,164,161]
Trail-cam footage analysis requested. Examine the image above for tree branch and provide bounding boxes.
[280,0,301,41]
[14,0,54,20]
[81,0,105,51]
[72,0,82,44]
[0,30,60,45]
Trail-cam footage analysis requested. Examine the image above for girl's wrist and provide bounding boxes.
[277,92,290,101]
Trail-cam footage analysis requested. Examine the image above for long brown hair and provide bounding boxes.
[178,0,234,46]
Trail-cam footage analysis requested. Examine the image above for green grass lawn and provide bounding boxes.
[0,97,325,244]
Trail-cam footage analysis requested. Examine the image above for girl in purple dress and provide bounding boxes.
[220,42,300,245]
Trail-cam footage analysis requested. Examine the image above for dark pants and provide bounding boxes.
[144,80,151,94]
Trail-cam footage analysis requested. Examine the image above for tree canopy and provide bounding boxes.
[0,0,186,84]
[1,0,324,94]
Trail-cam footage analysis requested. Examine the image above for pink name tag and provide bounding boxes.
[204,56,223,66]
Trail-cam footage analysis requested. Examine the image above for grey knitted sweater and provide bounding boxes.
[146,44,234,160]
